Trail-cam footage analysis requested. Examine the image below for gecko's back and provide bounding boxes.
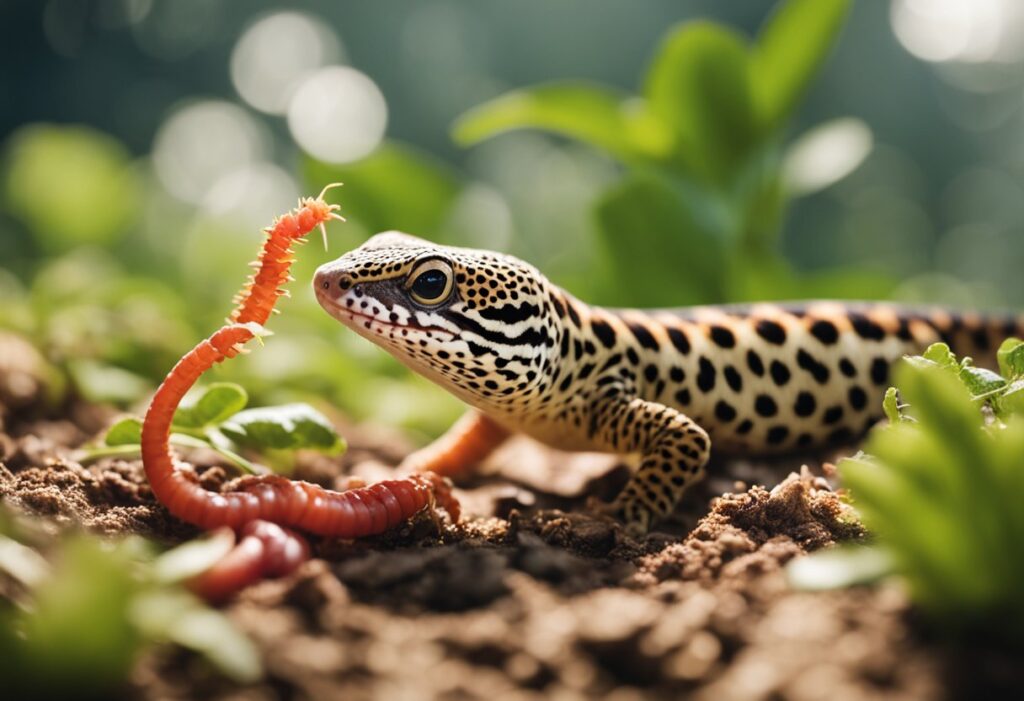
[589,301,1021,455]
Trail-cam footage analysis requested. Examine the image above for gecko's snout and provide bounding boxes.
[313,266,353,294]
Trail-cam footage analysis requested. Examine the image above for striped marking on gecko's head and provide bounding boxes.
[313,231,559,410]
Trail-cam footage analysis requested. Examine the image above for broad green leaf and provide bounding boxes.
[174,383,248,429]
[752,0,851,129]
[304,142,461,238]
[958,365,1006,399]
[787,545,893,591]
[996,337,1024,379]
[593,176,725,306]
[104,417,143,446]
[220,403,345,454]
[644,22,758,183]
[452,81,672,162]
[21,537,141,693]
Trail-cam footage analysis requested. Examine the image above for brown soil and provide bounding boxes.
[0,337,1020,701]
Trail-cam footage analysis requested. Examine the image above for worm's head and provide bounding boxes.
[313,232,557,410]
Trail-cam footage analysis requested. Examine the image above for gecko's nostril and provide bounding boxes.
[321,280,329,290]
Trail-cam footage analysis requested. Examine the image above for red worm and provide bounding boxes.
[140,189,460,596]
[190,521,310,602]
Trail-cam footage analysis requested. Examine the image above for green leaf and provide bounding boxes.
[593,176,725,306]
[104,417,143,446]
[303,142,461,238]
[787,545,893,591]
[67,359,151,405]
[996,337,1024,379]
[220,403,345,454]
[997,379,1024,416]
[922,343,958,370]
[958,364,1006,399]
[21,537,142,693]
[752,0,851,129]
[151,529,236,584]
[130,590,261,683]
[644,21,758,182]
[174,383,248,429]
[882,387,901,424]
[452,81,672,162]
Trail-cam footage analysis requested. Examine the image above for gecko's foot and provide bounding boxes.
[587,496,652,538]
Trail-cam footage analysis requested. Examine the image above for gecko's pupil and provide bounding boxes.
[412,269,448,301]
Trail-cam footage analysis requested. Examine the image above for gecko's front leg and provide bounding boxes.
[589,384,711,534]
[400,410,510,479]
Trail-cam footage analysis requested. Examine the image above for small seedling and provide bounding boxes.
[789,340,1024,643]
[81,382,345,475]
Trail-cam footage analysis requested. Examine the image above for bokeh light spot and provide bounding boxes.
[287,66,388,164]
[152,100,269,204]
[891,0,1024,64]
[231,12,343,115]
[784,118,873,196]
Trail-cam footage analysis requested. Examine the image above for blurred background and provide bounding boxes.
[2,0,1023,440]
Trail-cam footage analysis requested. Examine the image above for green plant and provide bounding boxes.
[0,510,260,697]
[789,339,1024,642]
[453,0,885,306]
[80,382,345,475]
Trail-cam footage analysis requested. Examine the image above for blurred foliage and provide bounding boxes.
[3,125,141,251]
[453,0,885,306]
[0,0,1018,443]
[0,509,260,697]
[790,340,1024,643]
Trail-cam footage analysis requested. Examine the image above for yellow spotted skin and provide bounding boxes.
[314,232,1023,533]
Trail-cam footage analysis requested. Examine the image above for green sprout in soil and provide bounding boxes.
[79,382,346,475]
[0,508,260,697]
[790,339,1024,642]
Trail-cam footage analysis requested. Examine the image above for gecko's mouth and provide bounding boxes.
[317,294,456,340]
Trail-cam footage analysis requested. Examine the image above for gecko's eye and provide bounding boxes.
[407,259,454,306]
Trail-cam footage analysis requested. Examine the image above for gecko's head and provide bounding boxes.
[313,231,557,409]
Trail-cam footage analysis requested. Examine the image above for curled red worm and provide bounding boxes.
[140,189,460,598]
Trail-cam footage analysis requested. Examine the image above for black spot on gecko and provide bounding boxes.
[794,392,817,417]
[629,323,660,351]
[870,358,889,385]
[754,395,778,417]
[590,319,616,348]
[715,400,736,422]
[809,319,839,345]
[796,349,830,384]
[696,357,716,392]
[770,360,791,386]
[755,319,787,345]
[709,325,736,349]
[746,350,764,376]
[667,327,691,354]
[724,365,742,392]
